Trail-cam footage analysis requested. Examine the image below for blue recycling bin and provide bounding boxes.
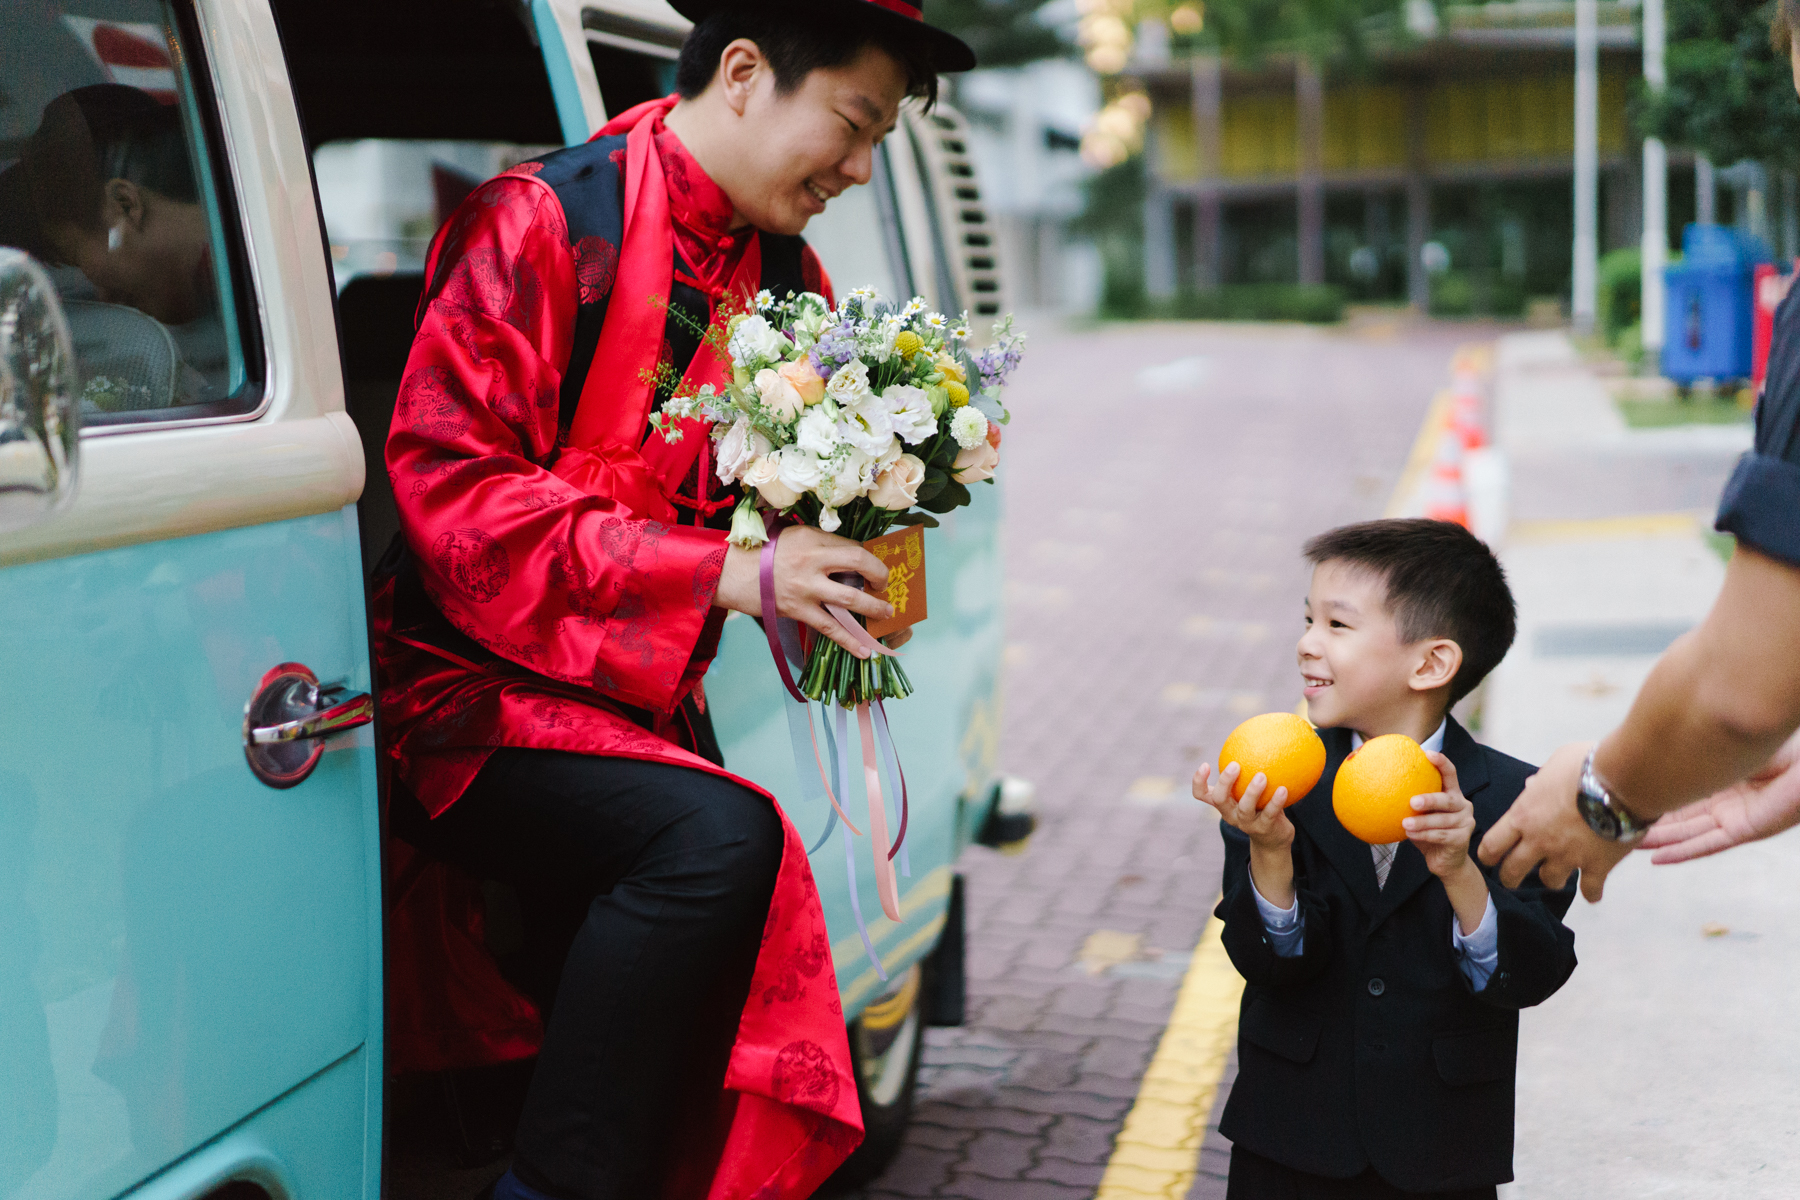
[1662,224,1771,384]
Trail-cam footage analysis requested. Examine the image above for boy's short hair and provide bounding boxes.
[1304,518,1516,705]
[1775,0,1800,54]
[676,3,938,107]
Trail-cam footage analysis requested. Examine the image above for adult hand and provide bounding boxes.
[1477,741,1632,901]
[1641,729,1800,864]
[714,525,893,658]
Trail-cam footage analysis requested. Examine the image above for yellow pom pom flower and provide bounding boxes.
[945,380,970,407]
[895,331,923,359]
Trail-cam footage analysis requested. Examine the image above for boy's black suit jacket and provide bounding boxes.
[1215,717,1578,1191]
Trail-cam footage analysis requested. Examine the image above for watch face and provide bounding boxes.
[1577,789,1620,839]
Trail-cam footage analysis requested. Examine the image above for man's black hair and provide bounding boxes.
[1303,518,1517,706]
[675,3,938,108]
[1776,0,1800,53]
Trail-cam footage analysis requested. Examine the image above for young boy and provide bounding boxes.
[1194,519,1577,1199]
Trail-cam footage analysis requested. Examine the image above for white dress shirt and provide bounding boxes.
[1250,719,1502,991]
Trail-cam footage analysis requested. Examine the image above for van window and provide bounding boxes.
[0,0,263,428]
[313,140,557,292]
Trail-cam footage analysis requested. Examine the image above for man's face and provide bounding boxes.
[732,43,907,236]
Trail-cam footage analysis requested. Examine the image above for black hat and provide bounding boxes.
[669,0,977,74]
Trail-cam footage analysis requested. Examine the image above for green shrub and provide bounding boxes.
[1598,248,1642,344]
[1167,283,1346,323]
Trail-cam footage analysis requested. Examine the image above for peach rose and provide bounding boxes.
[743,455,801,509]
[952,440,999,485]
[869,453,927,510]
[777,357,828,405]
[754,368,805,423]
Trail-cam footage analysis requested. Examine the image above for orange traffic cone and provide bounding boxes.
[1423,422,1470,527]
[1448,386,1487,450]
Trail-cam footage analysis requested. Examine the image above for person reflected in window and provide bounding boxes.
[2,83,225,403]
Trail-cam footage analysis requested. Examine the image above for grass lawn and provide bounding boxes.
[1617,393,1755,428]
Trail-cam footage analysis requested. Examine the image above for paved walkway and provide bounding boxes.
[1480,334,1800,1199]
[838,315,1489,1199]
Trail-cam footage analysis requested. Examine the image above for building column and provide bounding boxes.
[1296,58,1325,286]
[1192,52,1223,288]
[1695,155,1716,225]
[1144,188,1176,299]
[1405,84,1431,310]
[1572,0,1599,332]
[1641,0,1667,353]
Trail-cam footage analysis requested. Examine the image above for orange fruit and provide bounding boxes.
[1332,734,1444,844]
[1218,713,1327,809]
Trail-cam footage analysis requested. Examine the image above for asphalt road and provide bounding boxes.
[835,312,1497,1199]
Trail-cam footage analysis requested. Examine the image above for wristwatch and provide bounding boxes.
[1574,748,1652,843]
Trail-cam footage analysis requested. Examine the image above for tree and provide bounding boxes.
[923,0,1068,69]
[1638,0,1800,169]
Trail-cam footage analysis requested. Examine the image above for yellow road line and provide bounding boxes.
[1094,916,1241,1198]
[1508,511,1705,544]
[1096,345,1490,1196]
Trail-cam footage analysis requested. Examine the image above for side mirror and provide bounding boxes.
[0,248,80,535]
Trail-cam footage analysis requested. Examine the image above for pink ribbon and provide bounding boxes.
[857,702,903,923]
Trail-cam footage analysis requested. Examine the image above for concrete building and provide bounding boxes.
[1130,1,1667,313]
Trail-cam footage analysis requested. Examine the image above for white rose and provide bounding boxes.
[795,407,839,458]
[870,453,926,510]
[883,384,936,445]
[743,455,801,509]
[825,357,871,403]
[753,367,805,423]
[824,448,874,508]
[715,416,770,484]
[728,315,788,366]
[774,447,826,492]
[837,393,896,458]
[950,406,989,450]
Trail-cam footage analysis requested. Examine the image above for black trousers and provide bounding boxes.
[393,747,784,1200]
[1227,1147,1499,1200]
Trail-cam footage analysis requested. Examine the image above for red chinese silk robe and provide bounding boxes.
[374,99,860,1197]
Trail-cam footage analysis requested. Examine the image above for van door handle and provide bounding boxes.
[243,662,374,788]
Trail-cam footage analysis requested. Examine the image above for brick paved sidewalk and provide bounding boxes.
[833,315,1490,1200]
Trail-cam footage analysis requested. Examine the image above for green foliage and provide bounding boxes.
[1427,272,1526,318]
[1638,0,1800,169]
[1203,0,1419,65]
[923,0,1068,68]
[1072,157,1149,316]
[1597,247,1642,344]
[1171,283,1347,321]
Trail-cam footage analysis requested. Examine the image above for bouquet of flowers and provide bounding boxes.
[653,288,1025,708]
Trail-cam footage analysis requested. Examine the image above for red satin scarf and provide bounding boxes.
[552,96,762,522]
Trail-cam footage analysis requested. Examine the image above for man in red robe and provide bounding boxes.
[372,2,974,1198]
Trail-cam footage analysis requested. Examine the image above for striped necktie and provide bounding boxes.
[1372,842,1398,889]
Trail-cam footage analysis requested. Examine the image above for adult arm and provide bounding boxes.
[1480,544,1800,899]
[1640,728,1800,863]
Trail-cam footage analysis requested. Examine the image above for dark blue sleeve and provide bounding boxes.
[1717,289,1800,566]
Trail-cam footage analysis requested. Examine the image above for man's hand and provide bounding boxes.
[1642,729,1800,864]
[714,526,894,658]
[1477,741,1629,901]
[1404,753,1477,878]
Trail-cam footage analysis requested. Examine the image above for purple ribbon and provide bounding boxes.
[759,515,809,704]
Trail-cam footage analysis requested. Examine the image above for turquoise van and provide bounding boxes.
[0,1,1022,1195]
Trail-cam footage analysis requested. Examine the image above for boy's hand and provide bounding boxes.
[1403,752,1476,878]
[1194,761,1294,851]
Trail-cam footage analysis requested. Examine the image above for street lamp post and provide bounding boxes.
[1642,0,1667,356]
[1573,0,1599,333]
